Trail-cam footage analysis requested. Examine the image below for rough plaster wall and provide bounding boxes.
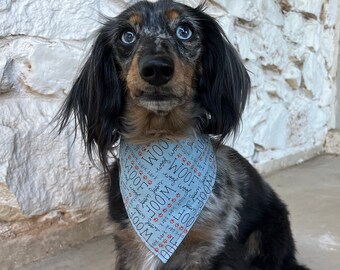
[336,50,340,129]
[0,0,339,234]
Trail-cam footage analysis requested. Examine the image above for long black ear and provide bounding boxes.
[56,27,124,170]
[195,7,251,142]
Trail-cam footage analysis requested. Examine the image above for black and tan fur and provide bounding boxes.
[57,1,310,269]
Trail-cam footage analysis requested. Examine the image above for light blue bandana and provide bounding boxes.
[119,134,216,263]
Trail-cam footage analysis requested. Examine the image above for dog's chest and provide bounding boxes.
[118,135,218,262]
[114,146,243,268]
[114,177,241,269]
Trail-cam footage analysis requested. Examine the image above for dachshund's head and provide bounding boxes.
[57,0,250,168]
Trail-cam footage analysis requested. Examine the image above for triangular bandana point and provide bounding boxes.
[119,134,217,263]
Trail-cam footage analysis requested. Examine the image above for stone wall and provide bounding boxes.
[336,50,340,129]
[0,0,339,267]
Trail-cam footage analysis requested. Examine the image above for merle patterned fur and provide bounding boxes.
[57,1,310,269]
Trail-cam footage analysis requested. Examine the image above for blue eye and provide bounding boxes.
[176,25,193,40]
[121,31,136,44]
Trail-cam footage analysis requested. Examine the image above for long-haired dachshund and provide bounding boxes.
[57,0,309,269]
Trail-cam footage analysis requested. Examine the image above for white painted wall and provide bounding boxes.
[0,0,339,232]
[336,51,340,129]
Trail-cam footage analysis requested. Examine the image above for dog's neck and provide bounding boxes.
[122,100,201,144]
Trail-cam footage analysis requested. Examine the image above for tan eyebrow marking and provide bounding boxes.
[128,13,142,26]
[166,9,180,20]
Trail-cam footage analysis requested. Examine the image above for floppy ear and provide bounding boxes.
[195,8,251,142]
[56,27,124,169]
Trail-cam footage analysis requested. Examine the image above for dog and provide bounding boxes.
[56,0,310,269]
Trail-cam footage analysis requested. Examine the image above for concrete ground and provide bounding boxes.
[18,155,340,270]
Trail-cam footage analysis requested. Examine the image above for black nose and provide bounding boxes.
[139,55,174,86]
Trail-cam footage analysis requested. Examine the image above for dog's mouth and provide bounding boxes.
[133,91,185,115]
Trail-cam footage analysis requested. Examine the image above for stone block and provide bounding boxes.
[321,28,337,70]
[236,30,257,61]
[218,16,236,42]
[0,0,99,40]
[324,0,340,27]
[264,78,295,102]
[0,126,25,222]
[235,114,256,160]
[289,0,324,18]
[261,0,284,26]
[283,12,304,43]
[97,0,129,17]
[253,103,289,150]
[0,126,15,182]
[222,0,260,22]
[287,95,328,147]
[0,58,14,93]
[247,89,270,129]
[283,62,302,89]
[255,23,288,69]
[0,98,105,217]
[245,62,265,88]
[15,40,85,95]
[302,53,328,98]
[0,0,11,11]
[303,20,322,52]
